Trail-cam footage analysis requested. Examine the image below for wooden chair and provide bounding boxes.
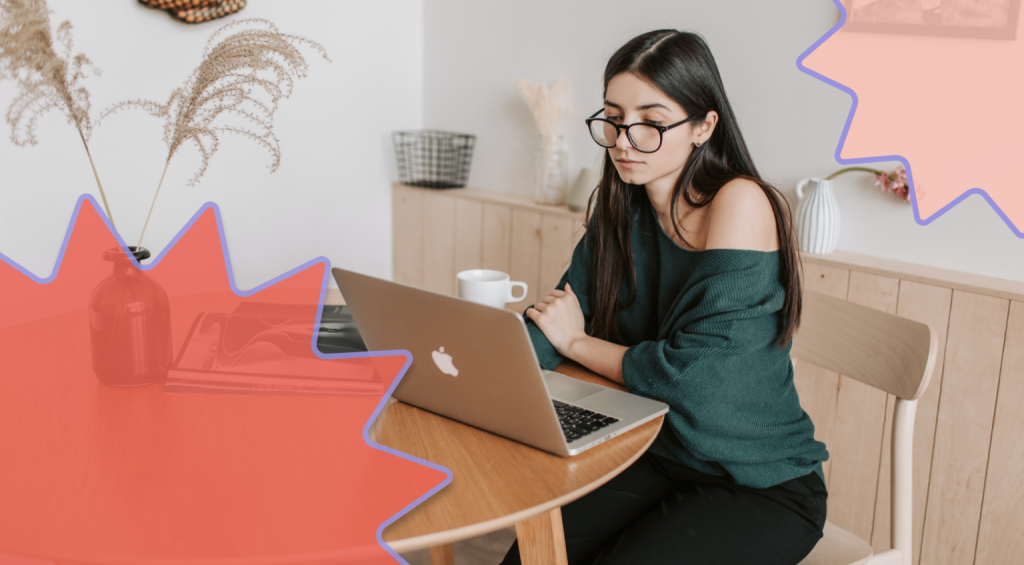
[793,291,939,565]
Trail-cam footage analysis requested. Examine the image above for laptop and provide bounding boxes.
[332,267,669,457]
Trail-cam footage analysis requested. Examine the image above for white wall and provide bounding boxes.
[424,0,1024,282]
[4,1,1020,287]
[0,0,423,290]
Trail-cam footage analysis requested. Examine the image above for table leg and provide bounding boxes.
[429,543,455,565]
[515,507,569,565]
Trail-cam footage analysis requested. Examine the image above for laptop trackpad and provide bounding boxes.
[543,370,606,403]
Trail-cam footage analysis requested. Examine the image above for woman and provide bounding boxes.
[501,30,829,564]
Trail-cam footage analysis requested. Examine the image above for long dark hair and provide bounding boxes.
[585,29,802,348]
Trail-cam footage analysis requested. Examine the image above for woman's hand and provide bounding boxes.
[525,283,587,359]
[528,283,629,385]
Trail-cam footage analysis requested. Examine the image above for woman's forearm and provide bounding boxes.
[566,335,628,386]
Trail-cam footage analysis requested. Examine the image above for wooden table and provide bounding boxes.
[373,361,664,565]
[321,289,666,564]
[0,290,662,565]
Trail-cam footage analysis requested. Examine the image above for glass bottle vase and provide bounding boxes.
[88,246,172,387]
[534,135,568,206]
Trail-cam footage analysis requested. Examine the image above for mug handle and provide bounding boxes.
[796,178,810,200]
[506,281,528,303]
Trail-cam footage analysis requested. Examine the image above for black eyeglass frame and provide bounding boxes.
[585,108,706,153]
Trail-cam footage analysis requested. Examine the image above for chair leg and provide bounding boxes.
[429,543,455,565]
[515,507,569,565]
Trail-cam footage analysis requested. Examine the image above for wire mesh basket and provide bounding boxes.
[392,130,476,189]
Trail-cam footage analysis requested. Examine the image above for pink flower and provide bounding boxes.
[876,165,911,204]
[827,165,913,204]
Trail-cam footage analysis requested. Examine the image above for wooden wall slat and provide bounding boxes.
[868,281,951,564]
[794,263,850,484]
[539,215,575,297]
[393,185,424,287]
[454,198,483,276]
[482,204,512,275]
[509,209,543,310]
[974,299,1024,565]
[825,272,899,541]
[920,291,1008,565]
[422,191,457,296]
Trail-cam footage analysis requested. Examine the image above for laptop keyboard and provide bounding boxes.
[553,400,620,443]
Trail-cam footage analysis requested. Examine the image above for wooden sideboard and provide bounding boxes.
[392,183,586,310]
[391,182,1023,565]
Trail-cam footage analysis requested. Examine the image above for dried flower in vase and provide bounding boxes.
[0,0,115,223]
[514,78,572,143]
[515,78,573,205]
[101,18,330,248]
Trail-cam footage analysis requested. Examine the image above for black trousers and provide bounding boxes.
[500,450,827,565]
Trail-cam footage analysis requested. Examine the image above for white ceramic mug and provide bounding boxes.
[457,269,528,309]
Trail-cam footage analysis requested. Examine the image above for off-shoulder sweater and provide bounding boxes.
[523,197,829,490]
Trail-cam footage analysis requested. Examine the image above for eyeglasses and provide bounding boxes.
[585,108,706,153]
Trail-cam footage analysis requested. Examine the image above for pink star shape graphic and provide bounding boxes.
[799,0,1024,235]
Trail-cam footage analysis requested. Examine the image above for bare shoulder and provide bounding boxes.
[704,178,780,252]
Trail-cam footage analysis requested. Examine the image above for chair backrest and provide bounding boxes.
[792,290,939,565]
[791,291,938,401]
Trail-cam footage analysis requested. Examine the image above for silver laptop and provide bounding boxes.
[332,267,668,457]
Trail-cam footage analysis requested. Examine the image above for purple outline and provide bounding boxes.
[0,193,452,564]
[796,0,1024,237]
[367,353,454,565]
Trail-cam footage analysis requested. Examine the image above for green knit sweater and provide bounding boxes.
[524,197,829,490]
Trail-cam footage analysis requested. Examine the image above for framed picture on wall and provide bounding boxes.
[842,0,1021,39]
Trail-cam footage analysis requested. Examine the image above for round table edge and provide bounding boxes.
[382,415,664,553]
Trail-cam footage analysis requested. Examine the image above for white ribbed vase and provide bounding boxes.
[795,177,840,255]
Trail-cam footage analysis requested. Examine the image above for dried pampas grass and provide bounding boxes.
[101,17,329,248]
[514,78,573,142]
[516,78,573,204]
[0,0,114,224]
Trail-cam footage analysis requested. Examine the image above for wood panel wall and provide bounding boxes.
[392,183,1024,565]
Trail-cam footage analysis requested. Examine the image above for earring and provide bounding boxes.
[694,141,702,148]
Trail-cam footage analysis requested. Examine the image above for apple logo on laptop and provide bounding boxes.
[432,346,459,377]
